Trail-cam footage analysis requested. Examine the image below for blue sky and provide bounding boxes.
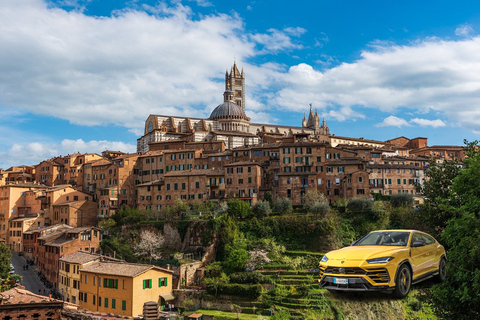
[1,0,480,168]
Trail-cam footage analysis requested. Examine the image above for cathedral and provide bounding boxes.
[137,62,330,153]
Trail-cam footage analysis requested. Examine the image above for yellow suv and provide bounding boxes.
[319,230,446,298]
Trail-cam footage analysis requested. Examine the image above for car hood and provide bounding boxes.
[325,246,405,261]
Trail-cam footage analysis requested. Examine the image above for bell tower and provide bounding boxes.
[225,61,245,112]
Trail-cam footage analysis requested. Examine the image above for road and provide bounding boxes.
[10,253,49,296]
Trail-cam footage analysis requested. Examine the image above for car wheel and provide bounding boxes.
[435,257,447,282]
[392,264,411,298]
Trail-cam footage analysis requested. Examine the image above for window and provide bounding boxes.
[195,182,200,188]
[316,156,322,162]
[283,157,291,164]
[237,167,243,173]
[248,177,252,183]
[93,294,96,305]
[143,279,152,289]
[112,299,116,309]
[358,177,363,183]
[238,179,243,184]
[103,278,118,289]
[159,277,168,287]
[122,300,127,310]
[174,183,178,190]
[105,298,108,308]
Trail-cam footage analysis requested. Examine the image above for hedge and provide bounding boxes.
[206,283,263,299]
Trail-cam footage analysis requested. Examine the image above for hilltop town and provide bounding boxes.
[0,63,468,319]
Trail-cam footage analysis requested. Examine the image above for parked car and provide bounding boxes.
[319,230,447,298]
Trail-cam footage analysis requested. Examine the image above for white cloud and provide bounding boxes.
[411,118,446,128]
[250,28,305,54]
[1,0,480,147]
[0,139,136,169]
[376,116,410,128]
[265,37,480,131]
[455,24,474,37]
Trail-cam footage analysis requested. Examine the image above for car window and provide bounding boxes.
[355,231,410,246]
[421,233,436,245]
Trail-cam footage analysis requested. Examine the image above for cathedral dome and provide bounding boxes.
[209,101,247,120]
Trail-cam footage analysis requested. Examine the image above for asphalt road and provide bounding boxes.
[10,253,49,296]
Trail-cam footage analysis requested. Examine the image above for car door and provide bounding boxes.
[419,233,437,273]
[409,232,431,279]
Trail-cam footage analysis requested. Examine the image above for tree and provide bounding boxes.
[346,197,373,213]
[303,189,329,216]
[390,193,414,208]
[227,200,251,218]
[428,141,480,319]
[223,239,249,272]
[0,243,11,280]
[133,229,165,262]
[416,158,461,236]
[264,192,274,209]
[248,249,272,269]
[274,197,293,215]
[252,200,272,218]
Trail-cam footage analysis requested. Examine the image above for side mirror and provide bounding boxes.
[412,240,425,247]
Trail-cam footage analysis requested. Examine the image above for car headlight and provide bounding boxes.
[321,255,328,263]
[366,256,394,264]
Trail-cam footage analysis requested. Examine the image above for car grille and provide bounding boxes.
[320,266,390,284]
[365,268,390,283]
[324,267,367,275]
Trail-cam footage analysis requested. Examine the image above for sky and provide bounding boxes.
[1,0,480,169]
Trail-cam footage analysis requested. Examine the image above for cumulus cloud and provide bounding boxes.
[411,118,446,128]
[376,116,410,128]
[0,139,136,168]
[1,0,480,152]
[0,0,300,134]
[266,37,480,132]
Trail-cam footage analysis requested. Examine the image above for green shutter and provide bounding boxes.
[165,277,167,286]
[143,280,146,289]
[122,300,126,310]
[112,299,116,309]
[158,278,161,287]
[115,279,118,289]
[105,298,108,308]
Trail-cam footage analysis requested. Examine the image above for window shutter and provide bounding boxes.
[165,277,167,286]
[143,280,146,289]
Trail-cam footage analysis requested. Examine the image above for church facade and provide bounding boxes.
[137,62,330,153]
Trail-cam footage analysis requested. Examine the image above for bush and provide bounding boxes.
[230,271,265,284]
[206,283,263,299]
[252,200,272,218]
[390,193,414,207]
[227,200,251,218]
[274,198,293,215]
[346,197,373,213]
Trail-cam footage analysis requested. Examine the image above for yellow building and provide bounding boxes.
[79,261,174,317]
[58,251,103,305]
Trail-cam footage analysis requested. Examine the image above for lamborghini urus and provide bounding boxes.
[319,230,446,298]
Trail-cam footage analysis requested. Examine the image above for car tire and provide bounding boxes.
[435,257,447,282]
[392,264,411,298]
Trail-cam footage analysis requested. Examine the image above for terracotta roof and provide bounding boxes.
[224,161,261,167]
[46,237,74,247]
[0,287,62,305]
[60,251,103,264]
[80,261,172,277]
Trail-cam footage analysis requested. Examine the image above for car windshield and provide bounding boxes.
[354,231,410,246]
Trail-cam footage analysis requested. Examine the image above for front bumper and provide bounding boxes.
[319,275,393,292]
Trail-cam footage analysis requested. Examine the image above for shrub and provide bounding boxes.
[227,200,251,218]
[252,200,272,218]
[274,198,293,215]
[346,197,373,213]
[390,193,414,207]
[229,271,265,284]
[206,283,263,299]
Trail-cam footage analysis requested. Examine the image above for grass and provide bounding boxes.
[194,309,271,319]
